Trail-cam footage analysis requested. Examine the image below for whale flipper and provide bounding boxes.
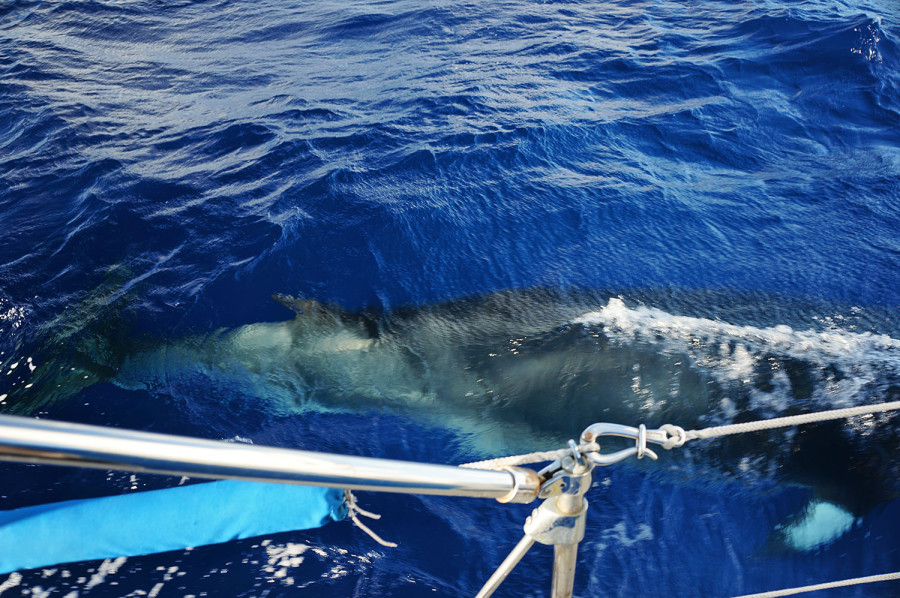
[773,500,858,551]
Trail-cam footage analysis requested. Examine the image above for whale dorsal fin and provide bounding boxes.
[272,295,380,339]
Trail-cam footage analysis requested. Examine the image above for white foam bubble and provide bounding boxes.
[586,520,655,588]
[576,299,898,360]
[0,572,23,596]
[85,557,126,590]
[575,298,899,418]
[0,300,26,329]
[265,543,310,580]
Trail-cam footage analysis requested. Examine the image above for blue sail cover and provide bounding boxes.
[0,480,346,574]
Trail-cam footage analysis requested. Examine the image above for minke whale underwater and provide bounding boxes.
[4,288,899,551]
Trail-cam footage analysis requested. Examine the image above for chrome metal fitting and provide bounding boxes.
[497,466,542,504]
[524,497,589,546]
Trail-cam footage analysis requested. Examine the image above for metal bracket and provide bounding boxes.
[497,466,543,503]
[524,495,588,546]
[475,451,593,598]
[475,420,687,598]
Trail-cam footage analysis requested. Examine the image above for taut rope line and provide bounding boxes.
[459,443,598,470]
[732,570,900,598]
[680,399,900,442]
[460,400,900,470]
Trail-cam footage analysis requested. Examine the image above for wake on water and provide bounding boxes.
[578,298,900,422]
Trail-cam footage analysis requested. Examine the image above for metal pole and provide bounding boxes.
[551,544,579,598]
[473,535,536,598]
[0,414,539,503]
[549,459,591,598]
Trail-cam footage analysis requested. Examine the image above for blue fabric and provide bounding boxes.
[0,481,345,574]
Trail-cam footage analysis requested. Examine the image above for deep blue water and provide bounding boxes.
[1,0,899,596]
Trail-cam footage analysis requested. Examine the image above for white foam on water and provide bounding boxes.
[264,542,310,582]
[576,298,898,362]
[0,352,38,400]
[575,298,900,419]
[254,541,379,589]
[603,521,654,547]
[0,299,31,398]
[85,557,127,590]
[0,299,25,330]
[0,573,23,596]
[586,521,654,589]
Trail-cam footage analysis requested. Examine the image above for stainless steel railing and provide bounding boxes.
[0,414,539,503]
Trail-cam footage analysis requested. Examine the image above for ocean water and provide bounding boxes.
[1,0,899,595]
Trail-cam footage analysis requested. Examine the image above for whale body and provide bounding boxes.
[7,289,900,546]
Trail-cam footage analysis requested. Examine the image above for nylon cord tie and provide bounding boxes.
[344,490,398,548]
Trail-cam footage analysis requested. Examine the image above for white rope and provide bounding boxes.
[461,401,900,469]
[344,490,398,548]
[732,570,900,597]
[459,443,598,470]
[460,401,900,469]
[459,448,570,470]
[682,400,900,443]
